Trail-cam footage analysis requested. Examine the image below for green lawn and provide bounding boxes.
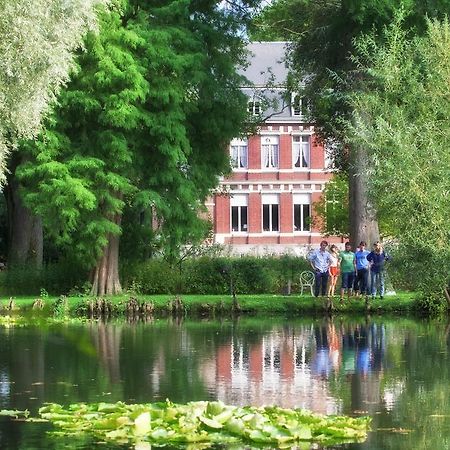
[0,291,419,316]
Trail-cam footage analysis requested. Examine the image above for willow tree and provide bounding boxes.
[0,0,107,266]
[349,17,450,301]
[18,0,256,295]
[251,0,450,248]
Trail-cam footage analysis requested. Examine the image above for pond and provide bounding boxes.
[0,315,448,449]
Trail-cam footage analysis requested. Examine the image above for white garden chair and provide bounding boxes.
[299,270,315,296]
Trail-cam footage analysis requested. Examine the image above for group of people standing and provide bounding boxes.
[308,240,390,301]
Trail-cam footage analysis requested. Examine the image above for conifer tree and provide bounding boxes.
[1,0,107,266]
[18,0,255,295]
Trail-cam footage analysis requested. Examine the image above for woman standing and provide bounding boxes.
[327,244,340,298]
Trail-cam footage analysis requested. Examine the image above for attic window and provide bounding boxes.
[248,101,261,115]
[291,93,307,117]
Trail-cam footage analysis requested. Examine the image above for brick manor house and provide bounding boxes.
[207,42,342,256]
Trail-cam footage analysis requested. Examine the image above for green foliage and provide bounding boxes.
[314,174,395,238]
[122,256,311,295]
[348,16,450,294]
[0,261,87,296]
[231,257,278,294]
[252,0,450,154]
[17,0,254,270]
[121,259,180,294]
[313,173,349,237]
[0,0,107,184]
[1,400,370,447]
[181,257,229,295]
[413,292,448,316]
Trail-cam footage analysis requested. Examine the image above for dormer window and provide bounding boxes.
[291,93,307,117]
[248,101,261,115]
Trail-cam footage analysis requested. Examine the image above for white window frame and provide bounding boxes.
[291,93,307,117]
[293,193,311,232]
[230,138,248,169]
[262,193,279,232]
[261,135,279,169]
[231,194,248,233]
[248,100,261,116]
[292,134,310,168]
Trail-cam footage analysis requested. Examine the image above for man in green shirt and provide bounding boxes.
[339,242,356,302]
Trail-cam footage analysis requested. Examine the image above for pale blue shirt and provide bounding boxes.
[308,249,332,273]
[355,250,370,270]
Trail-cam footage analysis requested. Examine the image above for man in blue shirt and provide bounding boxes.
[367,241,390,299]
[354,241,370,296]
[308,240,333,297]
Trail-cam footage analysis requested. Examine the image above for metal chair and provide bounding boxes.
[299,270,315,296]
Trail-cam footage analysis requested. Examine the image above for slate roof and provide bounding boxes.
[240,42,301,122]
[240,42,290,87]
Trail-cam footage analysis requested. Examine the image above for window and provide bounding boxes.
[262,194,279,232]
[291,93,308,117]
[293,194,311,231]
[248,101,261,115]
[261,136,279,168]
[230,138,248,169]
[231,194,248,232]
[293,135,310,168]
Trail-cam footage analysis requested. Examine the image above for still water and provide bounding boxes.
[0,316,449,449]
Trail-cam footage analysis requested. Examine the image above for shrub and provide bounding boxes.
[122,256,311,295]
[121,259,180,294]
[413,292,448,316]
[0,261,87,296]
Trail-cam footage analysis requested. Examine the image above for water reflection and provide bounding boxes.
[207,320,389,415]
[0,316,448,450]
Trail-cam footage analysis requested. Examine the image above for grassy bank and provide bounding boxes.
[0,291,425,317]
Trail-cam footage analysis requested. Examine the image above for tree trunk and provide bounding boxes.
[348,145,379,249]
[90,214,122,296]
[4,155,43,267]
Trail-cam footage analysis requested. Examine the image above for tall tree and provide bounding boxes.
[0,0,107,182]
[18,0,256,295]
[251,0,450,248]
[349,16,450,299]
[1,0,107,266]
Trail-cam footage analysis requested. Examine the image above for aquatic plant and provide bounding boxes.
[1,400,371,447]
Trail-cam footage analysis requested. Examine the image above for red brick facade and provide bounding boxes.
[209,122,343,255]
[207,42,343,255]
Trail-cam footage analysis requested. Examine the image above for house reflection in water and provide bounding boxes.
[201,322,386,415]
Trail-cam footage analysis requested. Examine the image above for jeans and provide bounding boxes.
[314,271,329,297]
[341,272,355,290]
[370,271,385,297]
[355,268,369,294]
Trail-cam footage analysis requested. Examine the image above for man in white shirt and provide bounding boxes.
[308,240,333,297]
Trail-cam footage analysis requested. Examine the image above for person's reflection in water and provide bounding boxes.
[355,324,371,377]
[370,323,386,373]
[342,324,356,376]
[327,321,341,374]
[311,324,331,379]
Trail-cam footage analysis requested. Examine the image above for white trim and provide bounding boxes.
[244,168,329,174]
[218,189,317,195]
[261,193,279,204]
[221,179,329,186]
[215,232,325,238]
[242,85,287,90]
[293,193,310,203]
[230,193,248,206]
[290,131,314,136]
